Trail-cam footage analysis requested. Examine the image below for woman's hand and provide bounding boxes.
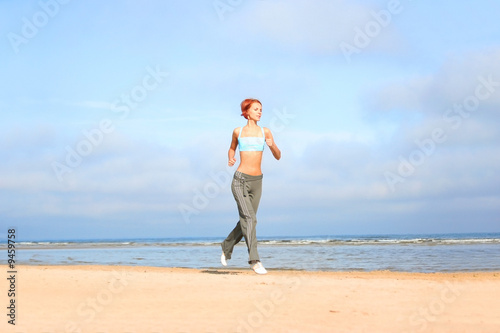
[264,128,281,160]
[228,157,237,167]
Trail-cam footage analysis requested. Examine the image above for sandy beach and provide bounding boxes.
[2,265,500,333]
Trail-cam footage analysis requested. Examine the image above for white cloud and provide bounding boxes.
[76,100,119,111]
[239,0,404,55]
[369,48,500,117]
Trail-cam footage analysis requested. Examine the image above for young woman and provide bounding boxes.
[220,98,281,274]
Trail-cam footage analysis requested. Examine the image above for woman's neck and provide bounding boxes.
[246,120,258,127]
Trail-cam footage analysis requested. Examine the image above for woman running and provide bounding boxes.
[220,98,281,274]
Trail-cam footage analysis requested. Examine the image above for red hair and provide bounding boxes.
[240,98,262,119]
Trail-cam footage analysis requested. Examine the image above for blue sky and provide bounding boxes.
[1,0,499,240]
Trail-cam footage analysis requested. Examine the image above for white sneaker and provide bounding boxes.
[221,252,227,266]
[251,262,267,275]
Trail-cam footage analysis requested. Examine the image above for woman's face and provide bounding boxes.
[247,102,262,121]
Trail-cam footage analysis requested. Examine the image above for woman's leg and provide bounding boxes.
[246,177,262,263]
[221,222,243,260]
[231,172,263,263]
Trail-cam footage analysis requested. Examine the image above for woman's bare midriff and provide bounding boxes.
[236,151,263,176]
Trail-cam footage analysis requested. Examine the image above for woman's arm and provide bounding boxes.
[264,128,281,160]
[228,128,239,166]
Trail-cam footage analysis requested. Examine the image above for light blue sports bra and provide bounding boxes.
[238,126,265,152]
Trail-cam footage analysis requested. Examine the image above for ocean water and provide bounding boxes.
[2,233,500,273]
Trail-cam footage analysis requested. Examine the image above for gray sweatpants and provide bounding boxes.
[221,171,263,264]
